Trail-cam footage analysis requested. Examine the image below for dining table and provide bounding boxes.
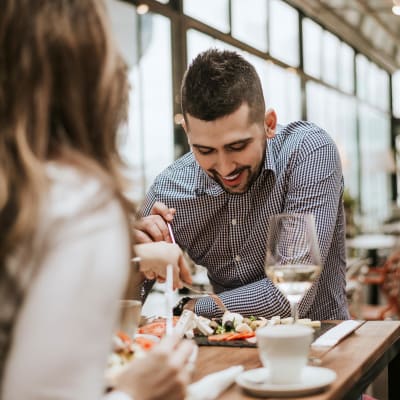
[191,320,400,400]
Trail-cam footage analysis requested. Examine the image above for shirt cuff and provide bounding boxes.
[103,390,134,400]
[194,296,225,318]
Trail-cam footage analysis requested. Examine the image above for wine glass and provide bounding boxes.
[265,214,322,322]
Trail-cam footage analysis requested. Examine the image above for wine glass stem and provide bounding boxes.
[290,301,299,322]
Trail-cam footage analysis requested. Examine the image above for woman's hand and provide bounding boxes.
[134,242,192,289]
[113,334,196,400]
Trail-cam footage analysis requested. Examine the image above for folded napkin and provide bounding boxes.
[312,320,363,348]
[186,365,244,400]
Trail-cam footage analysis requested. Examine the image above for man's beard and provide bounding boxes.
[209,166,259,194]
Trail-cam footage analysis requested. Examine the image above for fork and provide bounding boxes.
[182,282,215,296]
[167,222,228,311]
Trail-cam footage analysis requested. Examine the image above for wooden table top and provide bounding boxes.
[191,321,400,400]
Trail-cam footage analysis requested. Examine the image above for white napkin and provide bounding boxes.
[312,320,363,348]
[186,365,244,400]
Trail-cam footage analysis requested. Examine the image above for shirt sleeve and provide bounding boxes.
[194,279,291,319]
[284,134,344,265]
[2,198,130,400]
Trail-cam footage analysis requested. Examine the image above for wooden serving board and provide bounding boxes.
[194,321,337,347]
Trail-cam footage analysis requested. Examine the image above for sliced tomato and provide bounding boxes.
[116,331,132,344]
[208,332,236,342]
[225,331,255,341]
[135,336,156,350]
[137,321,166,338]
[137,317,181,338]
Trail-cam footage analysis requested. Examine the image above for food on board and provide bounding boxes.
[138,311,321,341]
[107,330,158,376]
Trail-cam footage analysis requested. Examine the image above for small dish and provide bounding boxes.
[236,366,336,397]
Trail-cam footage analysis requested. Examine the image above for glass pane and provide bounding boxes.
[356,54,368,100]
[139,15,174,192]
[231,0,268,51]
[269,0,299,67]
[338,42,354,93]
[265,63,301,124]
[186,30,240,65]
[105,0,138,68]
[336,95,358,200]
[106,0,141,200]
[307,81,359,206]
[393,70,400,118]
[111,10,174,200]
[303,18,322,79]
[374,67,389,111]
[359,105,393,229]
[322,31,339,86]
[308,85,339,140]
[379,69,389,111]
[183,0,229,33]
[306,81,326,129]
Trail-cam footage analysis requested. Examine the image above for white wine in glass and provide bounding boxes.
[265,214,322,321]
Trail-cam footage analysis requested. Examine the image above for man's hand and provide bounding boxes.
[135,202,176,243]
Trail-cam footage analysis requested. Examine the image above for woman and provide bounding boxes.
[0,0,194,399]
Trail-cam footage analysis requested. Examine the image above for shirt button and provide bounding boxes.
[235,255,241,262]
[231,219,237,225]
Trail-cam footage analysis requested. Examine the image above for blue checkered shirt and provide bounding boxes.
[141,121,349,320]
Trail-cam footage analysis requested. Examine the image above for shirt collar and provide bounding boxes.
[263,124,283,176]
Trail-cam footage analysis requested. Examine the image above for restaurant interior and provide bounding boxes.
[5,1,400,399]
[107,1,400,309]
[100,0,400,399]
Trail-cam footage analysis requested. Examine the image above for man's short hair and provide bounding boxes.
[181,49,265,125]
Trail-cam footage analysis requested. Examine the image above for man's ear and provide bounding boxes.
[264,109,277,139]
[181,118,188,134]
[181,118,192,147]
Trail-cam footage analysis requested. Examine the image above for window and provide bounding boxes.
[393,70,400,118]
[183,0,229,33]
[109,5,174,199]
[322,31,339,86]
[269,0,299,67]
[231,0,268,51]
[338,42,354,94]
[356,54,369,101]
[359,105,392,228]
[306,82,358,199]
[265,63,301,124]
[186,29,241,65]
[303,18,322,79]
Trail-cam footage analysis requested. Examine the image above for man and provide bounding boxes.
[135,49,349,321]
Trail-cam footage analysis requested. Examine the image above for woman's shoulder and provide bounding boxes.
[45,162,115,219]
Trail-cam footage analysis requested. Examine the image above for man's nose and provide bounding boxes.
[214,154,235,177]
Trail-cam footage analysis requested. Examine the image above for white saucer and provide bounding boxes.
[236,366,336,397]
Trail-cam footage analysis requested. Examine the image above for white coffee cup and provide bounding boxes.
[256,324,313,385]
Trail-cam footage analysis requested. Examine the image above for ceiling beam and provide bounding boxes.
[285,0,399,73]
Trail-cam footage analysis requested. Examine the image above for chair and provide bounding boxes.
[356,250,400,320]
